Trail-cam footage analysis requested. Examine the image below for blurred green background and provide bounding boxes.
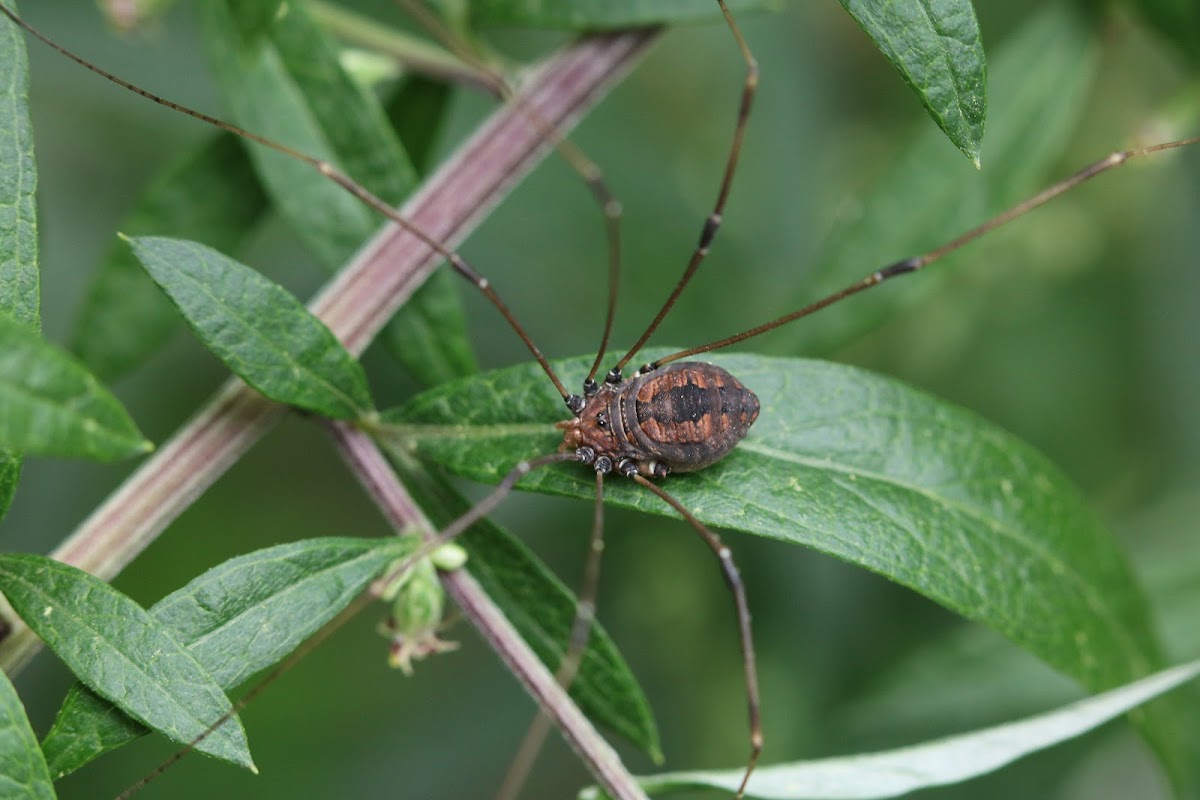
[4,0,1200,798]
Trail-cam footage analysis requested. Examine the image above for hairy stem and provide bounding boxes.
[0,28,657,674]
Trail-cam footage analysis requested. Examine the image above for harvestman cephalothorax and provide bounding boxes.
[4,2,1199,798]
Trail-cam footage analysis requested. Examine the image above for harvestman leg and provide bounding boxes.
[494,470,610,800]
[634,475,762,798]
[393,2,765,793]
[395,0,626,387]
[611,0,760,379]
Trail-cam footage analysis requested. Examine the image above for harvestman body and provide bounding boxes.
[562,362,760,478]
[4,2,1200,799]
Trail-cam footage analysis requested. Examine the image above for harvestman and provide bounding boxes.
[3,2,1199,798]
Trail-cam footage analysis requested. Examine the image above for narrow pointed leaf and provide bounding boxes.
[0,667,55,800]
[42,536,413,777]
[384,352,1181,772]
[71,133,269,382]
[837,0,985,163]
[127,235,373,419]
[0,554,254,770]
[383,448,661,758]
[613,659,1200,799]
[0,315,151,460]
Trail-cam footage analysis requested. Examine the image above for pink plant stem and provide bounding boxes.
[0,29,657,673]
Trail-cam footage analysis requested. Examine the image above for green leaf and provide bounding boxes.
[384,352,1174,761]
[790,5,1097,354]
[197,0,415,269]
[840,623,1082,745]
[0,314,151,461]
[0,666,55,800]
[1122,0,1200,62]
[71,133,269,382]
[0,451,19,525]
[472,0,770,29]
[226,0,283,43]
[842,532,1200,745]
[378,76,479,386]
[380,268,479,387]
[0,554,254,770]
[0,0,39,332]
[127,235,373,419]
[383,447,661,758]
[613,659,1200,799]
[837,0,985,163]
[200,2,479,387]
[1,0,40,524]
[41,536,413,778]
[384,75,452,176]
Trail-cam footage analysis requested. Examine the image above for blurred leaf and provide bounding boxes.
[1143,545,1200,664]
[472,0,770,29]
[384,352,1182,773]
[0,0,39,332]
[0,554,254,770]
[788,5,1097,354]
[0,666,54,800]
[127,235,373,419]
[71,133,269,382]
[42,536,413,778]
[616,659,1200,799]
[384,75,452,174]
[379,76,479,386]
[226,0,283,43]
[842,525,1200,745]
[380,268,478,386]
[383,447,661,758]
[200,2,477,386]
[1116,0,1200,62]
[840,624,1081,745]
[838,0,985,163]
[197,0,413,269]
[0,451,18,524]
[264,4,417,206]
[0,314,151,461]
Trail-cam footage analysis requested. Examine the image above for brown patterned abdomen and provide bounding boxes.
[628,362,759,472]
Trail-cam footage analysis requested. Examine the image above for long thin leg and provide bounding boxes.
[495,469,608,800]
[633,475,761,799]
[651,136,1200,367]
[0,4,576,402]
[395,0,624,390]
[613,0,759,378]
